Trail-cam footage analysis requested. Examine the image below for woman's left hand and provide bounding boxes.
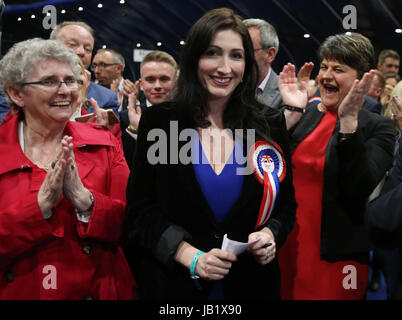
[248,227,276,265]
[338,70,375,132]
[61,136,93,215]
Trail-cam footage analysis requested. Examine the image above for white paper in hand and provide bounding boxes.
[221,234,261,255]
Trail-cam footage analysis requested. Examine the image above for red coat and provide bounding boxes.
[0,113,135,299]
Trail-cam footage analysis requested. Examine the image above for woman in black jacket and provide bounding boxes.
[277,33,395,299]
[125,8,296,299]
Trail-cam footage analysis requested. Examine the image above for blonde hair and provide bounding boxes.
[384,80,402,119]
[140,50,177,75]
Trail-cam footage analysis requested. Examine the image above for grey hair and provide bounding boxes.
[95,48,125,69]
[50,21,95,41]
[243,18,279,52]
[0,38,81,105]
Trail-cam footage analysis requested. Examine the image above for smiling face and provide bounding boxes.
[13,60,79,127]
[139,61,176,105]
[318,59,359,111]
[197,29,245,107]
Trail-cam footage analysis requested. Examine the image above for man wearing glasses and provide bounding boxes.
[92,49,125,90]
[92,48,136,112]
[243,18,283,110]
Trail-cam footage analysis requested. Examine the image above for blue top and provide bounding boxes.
[192,132,244,300]
[86,82,119,117]
[192,134,244,223]
[0,88,10,125]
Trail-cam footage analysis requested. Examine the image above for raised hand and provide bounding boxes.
[338,70,375,119]
[110,79,120,93]
[88,98,114,130]
[62,136,93,215]
[338,70,375,133]
[127,81,142,131]
[37,138,70,217]
[279,63,308,109]
[121,79,137,96]
[297,62,318,99]
[297,62,314,84]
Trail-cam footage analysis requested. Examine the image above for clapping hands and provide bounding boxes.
[279,63,308,109]
[37,136,93,218]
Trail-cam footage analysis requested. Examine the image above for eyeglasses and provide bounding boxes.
[21,79,81,90]
[90,63,119,71]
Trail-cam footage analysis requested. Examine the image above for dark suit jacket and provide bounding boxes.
[367,139,402,247]
[291,102,395,257]
[366,140,402,299]
[124,101,296,299]
[119,101,147,168]
[363,96,383,115]
[257,70,283,111]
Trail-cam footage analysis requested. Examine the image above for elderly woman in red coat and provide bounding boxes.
[0,38,135,299]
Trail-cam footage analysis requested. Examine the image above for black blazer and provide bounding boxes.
[291,102,395,258]
[124,102,296,299]
[362,96,383,115]
[366,140,402,247]
[119,101,147,168]
[366,140,402,299]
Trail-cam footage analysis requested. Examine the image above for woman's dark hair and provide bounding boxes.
[318,32,375,79]
[174,7,271,140]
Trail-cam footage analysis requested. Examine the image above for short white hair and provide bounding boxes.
[0,38,81,105]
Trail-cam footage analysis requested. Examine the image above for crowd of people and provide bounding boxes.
[0,6,402,300]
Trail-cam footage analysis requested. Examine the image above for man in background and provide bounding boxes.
[50,21,119,115]
[377,49,400,75]
[120,50,178,167]
[243,18,282,110]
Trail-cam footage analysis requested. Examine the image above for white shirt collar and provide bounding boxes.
[258,68,272,92]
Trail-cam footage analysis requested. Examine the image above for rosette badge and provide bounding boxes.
[249,141,286,229]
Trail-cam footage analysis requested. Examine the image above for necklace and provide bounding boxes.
[20,121,62,171]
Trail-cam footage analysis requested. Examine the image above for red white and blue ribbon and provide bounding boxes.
[249,141,286,229]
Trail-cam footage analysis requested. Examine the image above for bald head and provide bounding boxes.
[51,24,94,69]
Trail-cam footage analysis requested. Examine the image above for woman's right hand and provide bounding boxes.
[279,63,308,109]
[37,137,70,217]
[194,248,237,281]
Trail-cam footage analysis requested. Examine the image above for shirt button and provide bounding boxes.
[5,271,14,283]
[214,233,221,239]
[82,245,92,255]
